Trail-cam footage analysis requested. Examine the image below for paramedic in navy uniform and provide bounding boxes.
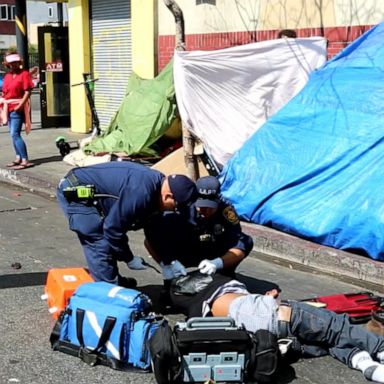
[144,176,253,282]
[56,162,198,288]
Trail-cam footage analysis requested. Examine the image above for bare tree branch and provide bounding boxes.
[163,0,198,180]
[163,0,186,51]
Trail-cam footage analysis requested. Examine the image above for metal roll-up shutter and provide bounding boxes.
[90,0,132,130]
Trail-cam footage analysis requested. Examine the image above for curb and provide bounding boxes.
[242,222,384,293]
[1,167,383,292]
[0,168,56,198]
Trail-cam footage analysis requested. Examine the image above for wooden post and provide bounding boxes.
[15,0,29,69]
[163,0,199,180]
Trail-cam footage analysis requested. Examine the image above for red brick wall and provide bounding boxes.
[158,24,374,71]
[0,22,16,35]
[0,0,16,35]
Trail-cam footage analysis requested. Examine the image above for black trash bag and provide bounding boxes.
[171,270,214,296]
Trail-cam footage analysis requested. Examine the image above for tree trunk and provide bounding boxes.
[163,0,199,180]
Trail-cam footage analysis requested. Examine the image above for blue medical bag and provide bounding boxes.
[50,281,161,371]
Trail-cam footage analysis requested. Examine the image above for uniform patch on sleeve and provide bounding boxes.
[222,206,239,225]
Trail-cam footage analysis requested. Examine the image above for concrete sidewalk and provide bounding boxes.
[0,124,83,197]
[0,123,383,292]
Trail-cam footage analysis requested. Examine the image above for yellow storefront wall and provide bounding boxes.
[68,0,91,133]
[68,0,156,132]
[132,0,156,79]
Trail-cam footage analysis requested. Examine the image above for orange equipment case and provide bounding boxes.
[43,267,94,319]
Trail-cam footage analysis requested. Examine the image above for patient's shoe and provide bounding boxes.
[117,275,137,289]
[159,279,172,309]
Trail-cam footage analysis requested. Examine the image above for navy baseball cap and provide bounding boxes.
[195,176,221,209]
[168,174,198,208]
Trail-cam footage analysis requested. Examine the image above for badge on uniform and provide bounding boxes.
[199,233,212,242]
[222,206,239,225]
[213,224,224,236]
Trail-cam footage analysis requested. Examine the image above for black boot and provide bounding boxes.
[117,275,137,289]
[366,309,384,336]
[159,280,172,309]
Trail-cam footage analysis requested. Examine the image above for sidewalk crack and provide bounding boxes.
[0,207,35,213]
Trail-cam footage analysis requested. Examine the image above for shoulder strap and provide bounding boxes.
[75,308,117,366]
[140,320,154,363]
[50,310,66,349]
[93,316,117,353]
[76,308,86,347]
[75,308,117,352]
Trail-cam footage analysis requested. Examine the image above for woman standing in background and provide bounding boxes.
[2,50,34,169]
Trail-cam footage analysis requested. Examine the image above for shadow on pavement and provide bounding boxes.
[139,283,164,312]
[275,363,297,383]
[32,155,63,166]
[0,271,47,289]
[235,273,281,294]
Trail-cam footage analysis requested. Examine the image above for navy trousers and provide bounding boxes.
[56,178,119,283]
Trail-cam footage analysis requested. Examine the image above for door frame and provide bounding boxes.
[38,26,70,127]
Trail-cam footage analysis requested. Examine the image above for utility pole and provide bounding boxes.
[15,0,29,69]
[163,0,199,181]
[57,3,63,27]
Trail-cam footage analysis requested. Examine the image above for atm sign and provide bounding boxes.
[45,61,63,72]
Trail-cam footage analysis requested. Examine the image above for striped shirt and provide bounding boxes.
[201,279,249,316]
[200,280,279,335]
[228,294,279,335]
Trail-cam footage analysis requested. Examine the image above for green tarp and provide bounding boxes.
[83,60,176,156]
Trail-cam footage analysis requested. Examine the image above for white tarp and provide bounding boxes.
[173,37,327,166]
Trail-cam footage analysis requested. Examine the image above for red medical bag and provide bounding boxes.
[302,292,384,323]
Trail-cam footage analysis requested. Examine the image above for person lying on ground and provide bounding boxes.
[144,176,253,294]
[169,271,384,383]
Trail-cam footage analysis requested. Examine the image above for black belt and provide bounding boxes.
[66,170,80,187]
[277,320,290,339]
[65,171,119,201]
[277,300,292,338]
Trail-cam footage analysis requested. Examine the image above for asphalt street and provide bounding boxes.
[0,182,373,384]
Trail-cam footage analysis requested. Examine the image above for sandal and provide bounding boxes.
[6,160,21,167]
[12,162,34,170]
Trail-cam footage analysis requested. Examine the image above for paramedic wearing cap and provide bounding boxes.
[56,162,197,288]
[144,175,253,279]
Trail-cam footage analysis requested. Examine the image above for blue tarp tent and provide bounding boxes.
[220,22,384,261]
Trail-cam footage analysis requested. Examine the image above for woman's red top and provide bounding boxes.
[2,70,34,112]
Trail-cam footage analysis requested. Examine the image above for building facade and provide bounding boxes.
[27,1,68,45]
[66,0,383,133]
[157,0,384,70]
[0,0,15,49]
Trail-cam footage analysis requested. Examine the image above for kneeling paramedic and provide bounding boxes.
[169,272,384,384]
[144,176,253,289]
[56,162,197,288]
